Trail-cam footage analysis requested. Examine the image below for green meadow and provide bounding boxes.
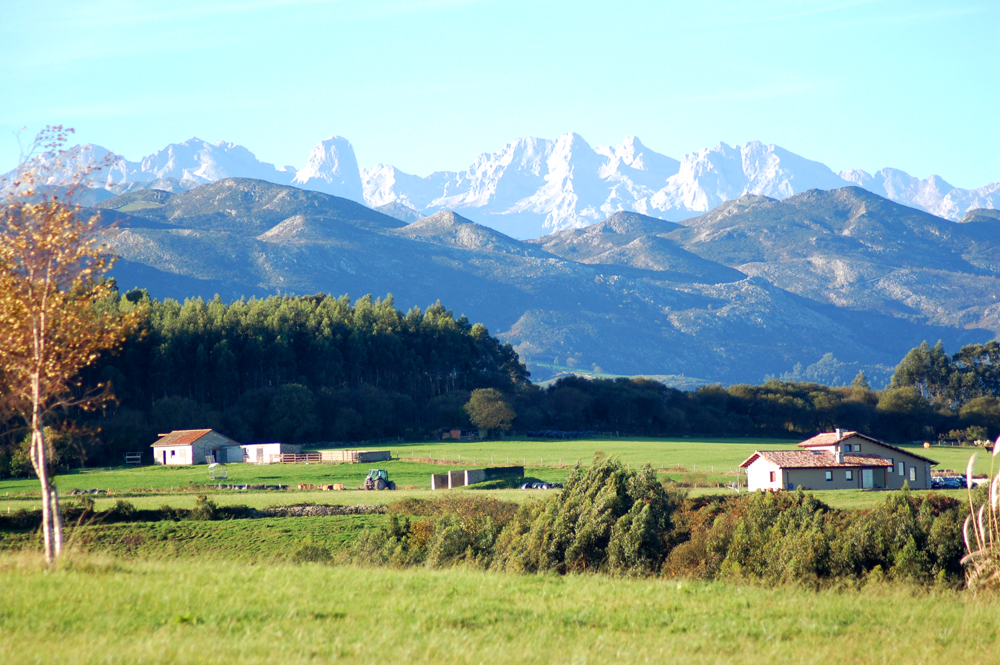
[1,436,996,664]
[2,557,997,665]
[0,437,986,513]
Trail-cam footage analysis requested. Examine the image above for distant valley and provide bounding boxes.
[91,179,999,387]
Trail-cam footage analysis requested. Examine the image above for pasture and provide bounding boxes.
[0,436,986,513]
[2,556,998,665]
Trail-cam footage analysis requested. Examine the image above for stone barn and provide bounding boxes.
[151,429,242,465]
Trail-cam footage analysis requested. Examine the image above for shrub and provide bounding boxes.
[190,495,218,521]
[111,500,137,519]
[491,457,686,575]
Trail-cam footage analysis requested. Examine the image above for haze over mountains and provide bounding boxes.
[19,133,999,240]
[89,178,998,387]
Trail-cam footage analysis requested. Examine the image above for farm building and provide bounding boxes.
[240,443,302,464]
[741,430,938,491]
[151,429,242,465]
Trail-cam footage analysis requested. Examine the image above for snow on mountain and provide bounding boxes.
[11,131,996,237]
[649,141,850,218]
[291,135,364,202]
[133,138,296,187]
[361,136,863,237]
[839,168,1000,222]
[363,163,452,211]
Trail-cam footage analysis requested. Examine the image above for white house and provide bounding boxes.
[240,442,302,464]
[740,429,938,491]
[151,429,243,465]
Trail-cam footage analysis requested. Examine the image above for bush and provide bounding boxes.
[190,495,218,521]
[491,457,686,575]
[111,500,137,519]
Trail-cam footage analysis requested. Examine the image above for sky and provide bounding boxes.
[1,0,997,188]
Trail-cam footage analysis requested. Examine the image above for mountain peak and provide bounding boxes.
[291,135,364,203]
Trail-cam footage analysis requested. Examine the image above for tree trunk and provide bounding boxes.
[30,375,61,562]
[31,427,53,562]
[51,487,63,555]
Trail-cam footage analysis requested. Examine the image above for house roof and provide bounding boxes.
[150,429,237,448]
[740,450,894,470]
[797,430,938,464]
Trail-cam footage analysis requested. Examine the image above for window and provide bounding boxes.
[909,466,916,482]
[887,458,893,467]
[769,471,776,483]
[825,471,832,481]
[846,470,854,481]
[898,462,905,476]
[170,450,175,457]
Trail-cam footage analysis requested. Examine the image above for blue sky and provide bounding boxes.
[1,0,997,187]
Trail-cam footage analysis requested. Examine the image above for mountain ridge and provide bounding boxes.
[10,133,996,238]
[90,178,994,387]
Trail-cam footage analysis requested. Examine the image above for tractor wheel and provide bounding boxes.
[376,478,387,490]
[388,481,396,491]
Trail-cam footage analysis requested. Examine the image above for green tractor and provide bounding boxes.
[363,469,396,491]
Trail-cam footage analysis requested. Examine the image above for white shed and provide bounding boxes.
[240,442,302,464]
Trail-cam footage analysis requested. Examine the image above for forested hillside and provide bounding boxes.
[97,178,991,385]
[1,289,999,477]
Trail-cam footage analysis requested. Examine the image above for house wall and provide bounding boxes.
[153,445,193,465]
[746,459,784,491]
[241,443,297,464]
[785,467,890,490]
[838,436,932,490]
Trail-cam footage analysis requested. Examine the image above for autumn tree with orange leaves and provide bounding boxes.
[0,126,142,562]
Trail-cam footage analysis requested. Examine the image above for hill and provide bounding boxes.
[96,179,992,385]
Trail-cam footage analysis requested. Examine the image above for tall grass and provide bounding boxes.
[3,555,999,665]
[962,439,1000,590]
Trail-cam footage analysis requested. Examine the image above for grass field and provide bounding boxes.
[2,556,998,665]
[0,437,987,513]
[0,515,380,560]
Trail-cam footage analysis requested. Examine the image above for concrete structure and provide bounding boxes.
[741,430,938,491]
[151,429,242,466]
[432,466,525,489]
[320,450,392,464]
[241,443,302,464]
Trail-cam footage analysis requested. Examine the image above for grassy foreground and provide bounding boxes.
[2,556,997,665]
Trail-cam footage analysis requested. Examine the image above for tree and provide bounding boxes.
[463,388,516,433]
[0,126,141,562]
[851,370,871,391]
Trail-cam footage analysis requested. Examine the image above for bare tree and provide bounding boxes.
[0,126,141,562]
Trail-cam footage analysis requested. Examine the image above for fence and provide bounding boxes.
[273,452,323,464]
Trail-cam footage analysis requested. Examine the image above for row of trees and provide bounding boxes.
[4,317,999,478]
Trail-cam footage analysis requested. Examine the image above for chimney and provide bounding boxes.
[835,428,842,440]
[836,446,844,464]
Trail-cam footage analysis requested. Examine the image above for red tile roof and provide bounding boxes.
[150,429,214,447]
[798,431,858,447]
[740,450,894,469]
[796,430,938,464]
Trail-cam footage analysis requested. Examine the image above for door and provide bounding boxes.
[862,468,874,489]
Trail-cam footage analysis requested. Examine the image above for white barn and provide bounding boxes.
[151,429,243,465]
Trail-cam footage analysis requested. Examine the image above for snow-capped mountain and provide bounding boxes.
[291,135,364,201]
[839,168,1000,222]
[358,135,999,237]
[8,132,996,239]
